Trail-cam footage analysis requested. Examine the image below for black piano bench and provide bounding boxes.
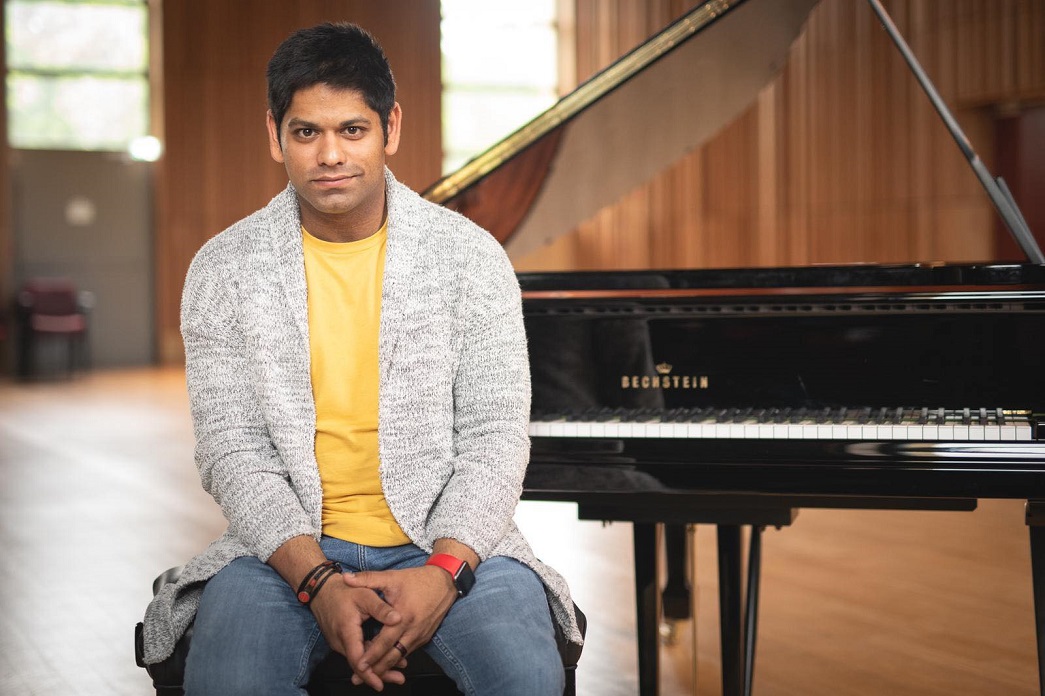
[134,567,585,696]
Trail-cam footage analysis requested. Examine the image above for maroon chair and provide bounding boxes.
[16,277,92,379]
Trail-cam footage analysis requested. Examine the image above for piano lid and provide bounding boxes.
[421,0,819,259]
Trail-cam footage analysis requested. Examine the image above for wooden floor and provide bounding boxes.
[0,367,1039,695]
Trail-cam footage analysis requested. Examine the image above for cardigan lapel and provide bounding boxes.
[268,185,310,345]
[379,169,422,377]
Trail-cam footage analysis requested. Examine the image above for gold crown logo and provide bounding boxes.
[655,362,672,375]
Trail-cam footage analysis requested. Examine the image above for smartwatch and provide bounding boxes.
[425,553,476,598]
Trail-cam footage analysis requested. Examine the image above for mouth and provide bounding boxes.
[312,174,356,188]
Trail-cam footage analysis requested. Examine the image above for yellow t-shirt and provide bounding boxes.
[302,221,409,546]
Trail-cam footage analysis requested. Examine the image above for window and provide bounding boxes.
[440,0,559,174]
[4,0,149,151]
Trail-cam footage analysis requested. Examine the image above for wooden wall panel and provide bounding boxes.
[0,7,10,306]
[513,0,1040,274]
[155,1,441,363]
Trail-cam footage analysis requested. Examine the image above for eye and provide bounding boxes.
[344,126,364,137]
[295,128,316,138]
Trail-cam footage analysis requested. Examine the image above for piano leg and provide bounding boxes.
[718,524,765,696]
[634,522,660,696]
[1027,501,1045,696]
[718,525,744,696]
[662,524,692,623]
[744,526,764,696]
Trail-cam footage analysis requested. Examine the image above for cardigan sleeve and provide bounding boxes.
[424,235,531,559]
[181,242,317,562]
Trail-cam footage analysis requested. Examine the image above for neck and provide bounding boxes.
[298,192,386,243]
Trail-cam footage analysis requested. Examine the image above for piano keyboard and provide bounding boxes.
[529,407,1035,441]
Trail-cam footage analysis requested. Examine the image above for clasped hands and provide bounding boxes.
[309,564,458,691]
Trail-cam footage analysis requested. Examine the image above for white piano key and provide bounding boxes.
[653,423,673,438]
[529,408,1030,445]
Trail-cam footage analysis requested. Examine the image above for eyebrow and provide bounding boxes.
[285,116,372,130]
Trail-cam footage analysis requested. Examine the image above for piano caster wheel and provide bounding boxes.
[659,618,679,646]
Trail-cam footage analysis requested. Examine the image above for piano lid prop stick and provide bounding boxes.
[865,0,1045,265]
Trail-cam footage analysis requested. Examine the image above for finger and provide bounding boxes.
[351,662,406,687]
[354,588,402,627]
[339,618,368,670]
[342,569,386,590]
[362,629,415,679]
[349,635,405,681]
[393,640,409,662]
[351,661,386,691]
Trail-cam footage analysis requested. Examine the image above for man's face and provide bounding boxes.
[266,84,401,241]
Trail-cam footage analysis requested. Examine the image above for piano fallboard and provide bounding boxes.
[523,264,1045,441]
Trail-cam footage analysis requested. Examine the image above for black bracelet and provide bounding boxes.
[296,560,341,604]
[306,564,341,604]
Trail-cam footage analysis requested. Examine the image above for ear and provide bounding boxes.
[266,110,285,163]
[384,102,402,157]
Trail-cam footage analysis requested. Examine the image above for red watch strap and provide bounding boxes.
[425,553,466,576]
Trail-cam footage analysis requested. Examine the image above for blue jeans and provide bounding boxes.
[183,536,564,695]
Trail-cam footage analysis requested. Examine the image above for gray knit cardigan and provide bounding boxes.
[141,169,582,664]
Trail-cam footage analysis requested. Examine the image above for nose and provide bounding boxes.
[317,133,346,167]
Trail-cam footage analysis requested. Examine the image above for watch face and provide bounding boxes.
[454,562,476,597]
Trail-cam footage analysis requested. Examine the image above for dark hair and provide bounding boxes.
[267,22,396,139]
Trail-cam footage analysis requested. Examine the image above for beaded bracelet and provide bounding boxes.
[296,560,342,605]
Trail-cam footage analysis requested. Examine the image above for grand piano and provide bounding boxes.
[422,1,1045,694]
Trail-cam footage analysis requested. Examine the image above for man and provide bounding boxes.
[140,22,581,695]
